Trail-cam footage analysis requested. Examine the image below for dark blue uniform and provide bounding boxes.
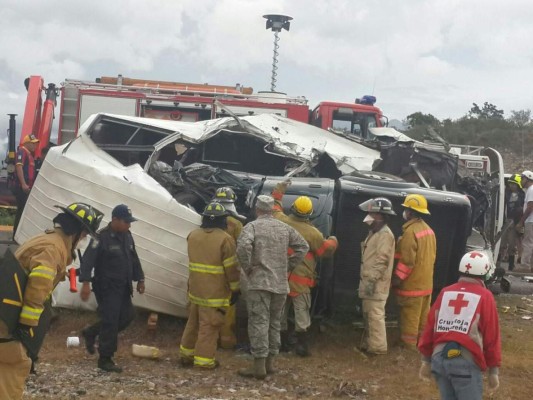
[79,224,144,358]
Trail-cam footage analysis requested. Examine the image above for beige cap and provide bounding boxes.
[256,195,274,212]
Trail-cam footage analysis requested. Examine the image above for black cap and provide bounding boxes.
[112,204,137,223]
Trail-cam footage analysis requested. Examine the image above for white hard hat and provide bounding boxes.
[458,251,491,277]
[521,170,533,181]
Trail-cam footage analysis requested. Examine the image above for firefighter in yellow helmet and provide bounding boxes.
[179,202,240,369]
[500,174,524,271]
[393,194,436,350]
[213,187,243,349]
[272,179,338,357]
[0,202,103,399]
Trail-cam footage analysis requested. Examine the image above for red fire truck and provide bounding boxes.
[18,75,386,157]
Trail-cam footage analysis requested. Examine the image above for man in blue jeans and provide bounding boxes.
[418,251,501,399]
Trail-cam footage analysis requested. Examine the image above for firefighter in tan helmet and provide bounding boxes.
[393,194,436,350]
[358,197,396,355]
[271,179,338,356]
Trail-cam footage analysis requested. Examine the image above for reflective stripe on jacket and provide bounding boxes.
[14,228,74,326]
[394,218,436,297]
[187,228,239,307]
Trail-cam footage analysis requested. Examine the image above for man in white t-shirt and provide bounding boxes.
[516,170,533,271]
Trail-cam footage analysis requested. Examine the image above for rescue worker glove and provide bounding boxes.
[13,323,38,361]
[364,280,376,297]
[391,275,402,288]
[230,291,241,306]
[418,361,432,381]
[488,374,500,391]
[279,178,291,192]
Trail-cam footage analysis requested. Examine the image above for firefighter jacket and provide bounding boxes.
[187,227,239,307]
[394,218,436,297]
[359,225,395,301]
[14,228,74,327]
[80,224,144,293]
[272,184,338,297]
[418,277,501,372]
[226,216,243,241]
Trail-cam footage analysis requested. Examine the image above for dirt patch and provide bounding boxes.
[23,295,533,400]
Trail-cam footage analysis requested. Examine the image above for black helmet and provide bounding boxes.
[55,202,104,236]
[202,201,228,219]
[358,197,396,216]
[214,187,237,203]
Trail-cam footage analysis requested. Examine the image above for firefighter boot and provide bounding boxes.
[295,331,310,357]
[238,358,267,380]
[508,255,515,271]
[81,328,96,355]
[98,357,123,373]
[280,330,291,352]
[266,355,277,374]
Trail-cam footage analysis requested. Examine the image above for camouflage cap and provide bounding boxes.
[256,195,274,212]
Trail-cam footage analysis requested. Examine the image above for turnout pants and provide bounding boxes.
[280,292,311,332]
[247,290,286,358]
[396,295,431,347]
[180,303,226,368]
[84,280,135,358]
[361,299,387,353]
[0,339,31,400]
[218,304,237,349]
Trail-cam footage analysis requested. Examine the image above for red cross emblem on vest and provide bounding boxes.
[448,293,469,315]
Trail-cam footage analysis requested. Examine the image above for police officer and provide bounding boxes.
[0,202,103,400]
[80,204,145,373]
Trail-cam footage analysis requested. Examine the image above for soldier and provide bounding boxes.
[213,187,244,349]
[80,204,145,373]
[179,202,240,369]
[418,251,501,399]
[358,197,396,355]
[0,202,103,399]
[271,180,338,356]
[237,195,308,379]
[393,194,437,349]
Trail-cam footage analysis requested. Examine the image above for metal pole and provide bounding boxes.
[270,31,280,91]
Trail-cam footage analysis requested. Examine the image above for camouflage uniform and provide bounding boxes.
[237,212,308,358]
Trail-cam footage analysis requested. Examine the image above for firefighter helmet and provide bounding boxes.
[458,251,492,278]
[521,170,533,182]
[359,197,396,215]
[202,201,228,219]
[55,203,104,236]
[215,187,237,203]
[401,194,430,215]
[291,196,313,217]
[508,173,522,188]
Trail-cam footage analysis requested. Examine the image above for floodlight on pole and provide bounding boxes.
[263,14,292,92]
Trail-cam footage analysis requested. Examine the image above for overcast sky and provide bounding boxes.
[1,0,533,141]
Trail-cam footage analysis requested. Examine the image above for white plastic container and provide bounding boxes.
[66,336,80,347]
[132,344,160,359]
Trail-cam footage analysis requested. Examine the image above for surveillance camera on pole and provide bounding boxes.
[263,14,292,92]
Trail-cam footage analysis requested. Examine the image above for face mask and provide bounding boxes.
[363,214,375,225]
[402,210,409,221]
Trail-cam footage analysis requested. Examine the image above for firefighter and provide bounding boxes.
[393,194,436,350]
[418,251,501,399]
[501,174,524,271]
[237,195,308,379]
[272,180,338,357]
[358,197,396,355]
[11,134,40,238]
[213,187,243,349]
[80,204,145,373]
[179,202,240,369]
[0,202,102,400]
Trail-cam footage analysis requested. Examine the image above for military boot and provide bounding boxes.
[508,255,515,271]
[81,328,96,355]
[98,357,123,373]
[238,357,266,380]
[295,331,310,357]
[266,355,277,374]
[280,330,291,352]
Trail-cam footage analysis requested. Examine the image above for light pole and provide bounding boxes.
[263,14,292,92]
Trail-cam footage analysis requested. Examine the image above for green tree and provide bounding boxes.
[468,102,504,120]
[405,112,441,128]
[508,109,531,127]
